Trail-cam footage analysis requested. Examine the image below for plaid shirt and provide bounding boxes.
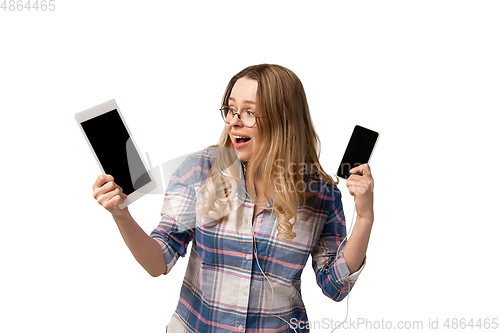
[151,148,364,333]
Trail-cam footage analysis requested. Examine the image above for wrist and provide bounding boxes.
[356,213,374,225]
[112,207,131,222]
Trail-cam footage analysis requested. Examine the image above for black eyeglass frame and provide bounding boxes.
[219,106,266,128]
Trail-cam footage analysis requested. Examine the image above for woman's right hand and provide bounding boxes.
[92,174,128,216]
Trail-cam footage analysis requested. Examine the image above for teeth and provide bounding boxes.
[234,135,247,139]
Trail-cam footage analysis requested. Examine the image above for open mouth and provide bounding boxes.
[235,135,251,144]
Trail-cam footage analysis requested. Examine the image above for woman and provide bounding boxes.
[92,64,374,332]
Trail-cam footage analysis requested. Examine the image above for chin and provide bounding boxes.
[236,153,250,162]
[235,150,252,162]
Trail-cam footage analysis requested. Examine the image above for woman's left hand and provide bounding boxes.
[346,164,374,220]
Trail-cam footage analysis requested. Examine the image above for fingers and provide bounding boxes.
[346,182,372,197]
[346,164,374,197]
[349,163,371,177]
[94,179,119,197]
[346,164,374,219]
[92,174,127,211]
[97,187,127,210]
[92,174,115,192]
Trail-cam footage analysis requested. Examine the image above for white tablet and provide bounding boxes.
[75,99,156,209]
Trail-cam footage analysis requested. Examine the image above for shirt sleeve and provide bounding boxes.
[311,184,366,302]
[150,169,197,275]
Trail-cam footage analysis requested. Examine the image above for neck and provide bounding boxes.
[253,176,272,203]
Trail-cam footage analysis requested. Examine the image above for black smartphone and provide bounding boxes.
[336,125,379,180]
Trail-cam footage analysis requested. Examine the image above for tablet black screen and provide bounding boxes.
[81,109,151,195]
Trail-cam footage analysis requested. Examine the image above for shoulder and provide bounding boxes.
[304,171,340,198]
[302,172,343,214]
[170,147,217,186]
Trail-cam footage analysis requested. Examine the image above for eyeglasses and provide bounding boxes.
[220,106,266,128]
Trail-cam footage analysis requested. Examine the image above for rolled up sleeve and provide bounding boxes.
[150,170,196,274]
[312,185,366,302]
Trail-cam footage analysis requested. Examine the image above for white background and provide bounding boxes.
[1,1,499,332]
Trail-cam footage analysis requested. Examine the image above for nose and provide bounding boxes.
[228,112,243,127]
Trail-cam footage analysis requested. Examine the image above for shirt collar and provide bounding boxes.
[241,160,248,175]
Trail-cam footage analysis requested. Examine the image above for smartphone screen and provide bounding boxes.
[336,125,379,180]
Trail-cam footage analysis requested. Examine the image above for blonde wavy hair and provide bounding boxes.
[197,64,336,241]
